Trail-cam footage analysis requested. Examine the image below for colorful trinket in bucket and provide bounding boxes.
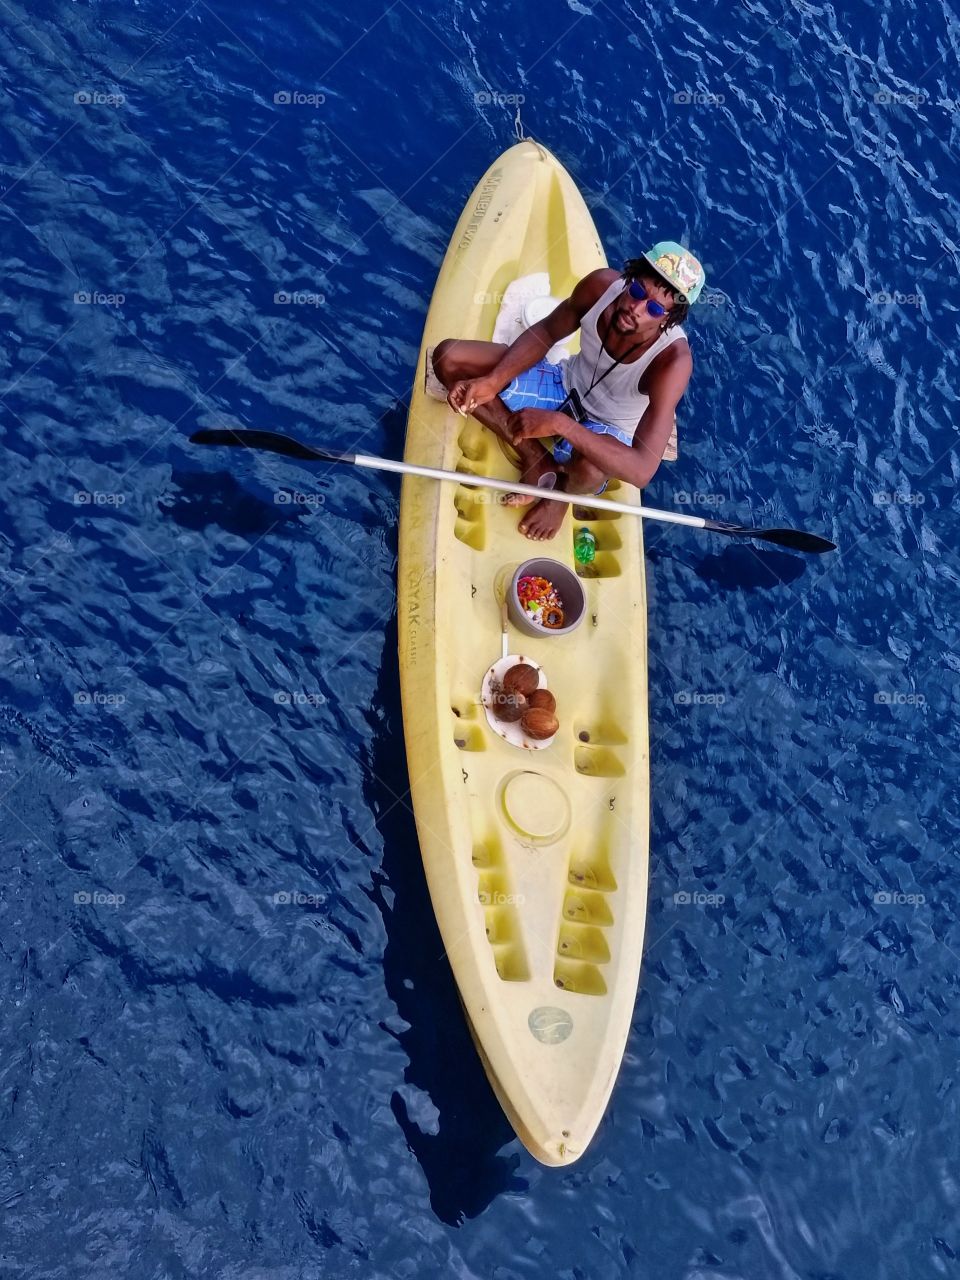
[507,558,586,638]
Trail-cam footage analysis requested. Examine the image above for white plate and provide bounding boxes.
[481,655,556,750]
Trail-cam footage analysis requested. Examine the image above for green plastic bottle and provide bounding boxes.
[574,527,596,565]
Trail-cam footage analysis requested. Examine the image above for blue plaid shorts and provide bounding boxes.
[499,359,634,472]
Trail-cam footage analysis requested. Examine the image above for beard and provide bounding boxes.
[613,307,651,336]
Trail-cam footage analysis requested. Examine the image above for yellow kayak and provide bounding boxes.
[397,140,650,1166]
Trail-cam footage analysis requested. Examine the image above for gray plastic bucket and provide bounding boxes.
[507,557,586,639]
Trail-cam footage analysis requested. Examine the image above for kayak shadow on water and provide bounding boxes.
[362,607,528,1225]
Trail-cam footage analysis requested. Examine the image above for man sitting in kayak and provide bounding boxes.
[431,241,704,540]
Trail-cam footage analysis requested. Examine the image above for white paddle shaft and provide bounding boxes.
[352,452,708,530]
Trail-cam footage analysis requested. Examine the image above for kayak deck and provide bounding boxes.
[398,141,650,1165]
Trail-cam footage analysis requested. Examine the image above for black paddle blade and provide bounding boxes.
[190,428,354,465]
[755,528,837,553]
[705,519,837,554]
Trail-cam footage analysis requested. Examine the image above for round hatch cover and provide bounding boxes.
[500,770,570,843]
[528,1006,574,1044]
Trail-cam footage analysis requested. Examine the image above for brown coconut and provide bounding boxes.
[492,690,527,723]
[503,663,539,698]
[521,707,559,740]
[527,688,556,714]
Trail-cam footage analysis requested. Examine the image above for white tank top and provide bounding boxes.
[561,278,687,436]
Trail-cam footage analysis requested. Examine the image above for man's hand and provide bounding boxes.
[509,408,566,445]
[447,376,500,416]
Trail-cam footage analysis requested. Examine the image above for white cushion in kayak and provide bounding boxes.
[492,273,571,363]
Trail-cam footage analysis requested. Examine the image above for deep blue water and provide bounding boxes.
[1,0,958,1275]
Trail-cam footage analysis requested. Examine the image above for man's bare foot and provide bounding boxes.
[518,494,568,540]
[502,445,558,507]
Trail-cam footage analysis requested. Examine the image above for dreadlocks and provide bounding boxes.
[621,257,690,330]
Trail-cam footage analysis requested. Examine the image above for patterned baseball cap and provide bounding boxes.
[642,241,705,304]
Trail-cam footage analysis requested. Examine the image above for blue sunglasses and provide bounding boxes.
[626,279,670,318]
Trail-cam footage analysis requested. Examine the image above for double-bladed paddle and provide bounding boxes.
[189,428,837,554]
